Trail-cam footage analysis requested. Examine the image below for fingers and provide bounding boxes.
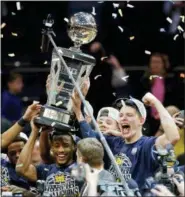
[151,185,175,196]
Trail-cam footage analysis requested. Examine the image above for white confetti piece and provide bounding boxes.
[44,61,48,64]
[113,3,119,8]
[16,2,21,10]
[122,75,129,81]
[166,17,172,24]
[33,100,40,104]
[121,100,126,108]
[11,32,18,36]
[72,55,75,59]
[118,26,124,32]
[112,92,116,96]
[149,75,163,80]
[112,13,117,19]
[94,75,102,80]
[180,15,184,23]
[51,122,56,127]
[58,49,63,54]
[11,12,16,15]
[159,28,166,32]
[92,7,96,16]
[173,34,179,41]
[101,56,108,61]
[8,53,15,57]
[118,9,123,17]
[129,36,135,40]
[98,1,104,3]
[1,34,3,38]
[1,23,6,29]
[127,3,134,8]
[56,101,63,106]
[64,18,69,23]
[177,25,184,32]
[145,50,151,55]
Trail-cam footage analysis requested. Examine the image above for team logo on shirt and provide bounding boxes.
[1,166,10,186]
[44,171,80,197]
[131,147,137,155]
[108,153,132,182]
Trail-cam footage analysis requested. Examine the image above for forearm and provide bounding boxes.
[154,100,179,143]
[1,123,24,149]
[16,130,38,174]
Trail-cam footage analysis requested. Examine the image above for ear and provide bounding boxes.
[139,117,145,126]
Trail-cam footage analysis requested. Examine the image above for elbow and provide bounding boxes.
[16,164,26,176]
[170,133,180,145]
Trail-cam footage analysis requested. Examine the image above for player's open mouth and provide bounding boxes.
[121,124,131,134]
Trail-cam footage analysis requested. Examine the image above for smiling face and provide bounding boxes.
[97,116,119,133]
[119,105,144,141]
[51,135,75,166]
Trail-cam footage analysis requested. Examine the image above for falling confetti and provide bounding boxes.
[129,36,135,40]
[101,56,108,61]
[11,32,18,36]
[98,1,104,3]
[56,101,63,106]
[1,23,6,29]
[173,34,179,41]
[64,18,69,23]
[159,28,166,32]
[180,73,185,78]
[92,7,96,16]
[112,13,117,19]
[51,122,56,127]
[11,12,16,15]
[16,2,21,10]
[72,55,75,59]
[14,61,21,67]
[149,75,163,80]
[121,100,126,108]
[166,17,172,24]
[177,25,184,32]
[145,50,151,55]
[180,15,184,23]
[122,75,129,81]
[8,53,15,57]
[127,3,134,8]
[113,3,119,8]
[94,75,102,80]
[44,61,48,64]
[118,26,124,32]
[112,92,116,96]
[118,9,123,17]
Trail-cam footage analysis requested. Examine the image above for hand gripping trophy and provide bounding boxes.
[34,12,97,132]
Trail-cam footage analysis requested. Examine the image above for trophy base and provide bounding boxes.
[34,105,75,132]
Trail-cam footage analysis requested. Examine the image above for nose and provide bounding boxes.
[58,145,64,152]
[16,152,20,159]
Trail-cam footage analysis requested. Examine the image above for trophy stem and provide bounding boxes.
[46,32,133,196]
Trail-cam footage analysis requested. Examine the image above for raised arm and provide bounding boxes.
[16,118,39,182]
[1,103,41,149]
[142,93,180,147]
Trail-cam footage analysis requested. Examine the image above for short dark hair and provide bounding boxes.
[7,72,22,83]
[77,138,104,167]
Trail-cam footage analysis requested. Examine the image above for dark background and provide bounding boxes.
[1,1,184,115]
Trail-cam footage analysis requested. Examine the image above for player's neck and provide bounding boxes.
[125,130,142,144]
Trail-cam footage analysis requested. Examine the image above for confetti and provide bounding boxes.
[101,56,108,61]
[149,75,163,80]
[127,3,134,8]
[159,28,166,32]
[118,9,123,17]
[1,34,3,38]
[129,36,135,40]
[113,3,119,8]
[33,100,40,104]
[112,92,116,96]
[94,75,102,80]
[51,122,56,127]
[173,34,179,41]
[177,25,184,32]
[14,61,20,67]
[180,73,185,78]
[72,55,75,59]
[8,53,15,57]
[22,96,29,101]
[11,12,16,15]
[145,50,151,55]
[166,17,172,24]
[64,18,69,23]
[112,13,117,19]
[118,26,124,32]
[121,100,126,108]
[92,7,96,16]
[16,2,21,10]
[44,61,48,64]
[1,23,6,29]
[98,1,104,3]
[122,75,129,81]
[180,15,184,23]
[11,32,18,36]
[56,101,63,106]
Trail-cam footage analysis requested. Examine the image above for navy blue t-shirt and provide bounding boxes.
[36,162,83,196]
[1,158,32,189]
[79,120,159,190]
[2,90,22,122]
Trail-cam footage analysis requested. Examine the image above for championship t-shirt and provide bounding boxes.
[79,120,159,190]
[36,162,83,197]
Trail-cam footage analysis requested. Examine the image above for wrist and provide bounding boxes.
[17,117,29,127]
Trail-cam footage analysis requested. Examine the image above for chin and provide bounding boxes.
[121,132,132,140]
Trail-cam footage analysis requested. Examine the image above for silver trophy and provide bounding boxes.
[35,12,97,131]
